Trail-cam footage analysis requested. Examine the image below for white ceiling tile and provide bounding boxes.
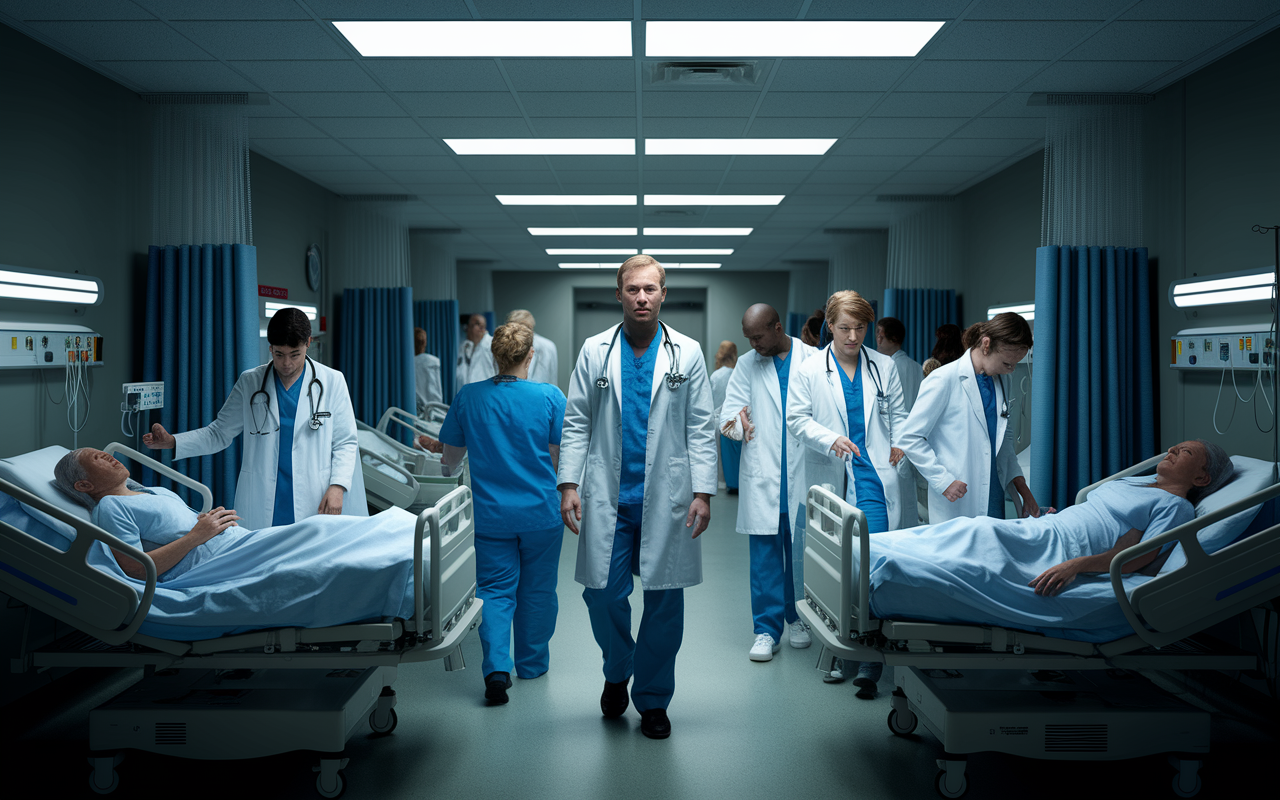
[454,155,550,171]
[363,155,462,171]
[884,170,980,183]
[275,155,375,171]
[731,155,827,171]
[530,118,638,136]
[899,60,1050,92]
[554,170,645,184]
[546,155,641,170]
[807,170,895,184]
[2,0,150,20]
[1120,0,1280,21]
[422,118,532,137]
[341,138,449,155]
[1021,59,1184,92]
[399,92,523,117]
[967,0,1130,20]
[768,59,915,92]
[981,94,1047,118]
[143,0,310,19]
[928,138,1041,156]
[24,20,206,60]
[805,0,970,19]
[312,117,426,137]
[644,118,748,136]
[747,118,855,136]
[823,155,916,171]
[950,117,1046,137]
[903,155,1006,172]
[847,117,967,137]
[96,60,256,91]
[396,170,472,183]
[362,59,510,92]
[249,138,354,156]
[248,117,328,137]
[755,92,879,117]
[828,138,939,156]
[645,92,761,117]
[642,155,732,171]
[872,92,1004,117]
[230,60,380,92]
[171,21,351,60]
[519,92,636,117]
[306,169,395,182]
[719,170,809,184]
[926,21,1105,60]
[1066,20,1255,61]
[242,96,304,117]
[503,59,636,91]
[473,0,634,18]
[641,0,805,19]
[304,1,471,19]
[273,92,407,117]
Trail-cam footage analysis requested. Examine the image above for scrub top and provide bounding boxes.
[836,359,888,534]
[773,350,791,515]
[272,371,304,526]
[438,377,566,535]
[619,329,658,505]
[975,374,1005,519]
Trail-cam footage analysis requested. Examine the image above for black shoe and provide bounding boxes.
[601,678,630,718]
[852,676,878,699]
[485,672,512,705]
[726,487,738,495]
[640,708,671,739]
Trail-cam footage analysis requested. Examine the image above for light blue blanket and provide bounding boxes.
[861,478,1194,642]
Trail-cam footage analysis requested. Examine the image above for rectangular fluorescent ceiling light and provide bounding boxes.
[547,249,638,256]
[643,249,733,255]
[1170,268,1275,308]
[529,228,637,236]
[645,139,835,156]
[559,262,721,270]
[646,20,944,58]
[498,195,636,206]
[334,21,632,57]
[558,263,616,270]
[644,195,783,206]
[0,266,100,305]
[447,139,635,156]
[987,303,1035,321]
[643,228,752,236]
[265,301,318,321]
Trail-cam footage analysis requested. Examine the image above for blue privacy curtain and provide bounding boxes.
[786,312,808,339]
[882,289,957,364]
[142,244,259,508]
[340,287,415,444]
[414,299,460,401]
[1031,246,1155,510]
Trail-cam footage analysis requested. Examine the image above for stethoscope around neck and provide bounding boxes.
[596,321,687,391]
[249,356,330,435]
[825,344,890,424]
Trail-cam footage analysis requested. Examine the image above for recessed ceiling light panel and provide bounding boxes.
[447,139,636,156]
[645,20,945,58]
[529,228,638,236]
[643,249,734,255]
[499,195,636,206]
[644,195,783,206]
[643,228,752,236]
[547,249,639,256]
[335,21,633,57]
[645,139,835,156]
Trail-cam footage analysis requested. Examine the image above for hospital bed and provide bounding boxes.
[358,406,466,513]
[797,454,1280,798]
[0,442,482,797]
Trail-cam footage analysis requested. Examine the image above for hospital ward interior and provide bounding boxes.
[4,1,1280,798]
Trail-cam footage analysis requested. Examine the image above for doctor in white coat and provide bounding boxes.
[720,304,817,661]
[558,255,717,741]
[457,313,497,386]
[898,312,1042,523]
[876,317,923,526]
[143,308,367,532]
[786,290,908,696]
[506,309,559,387]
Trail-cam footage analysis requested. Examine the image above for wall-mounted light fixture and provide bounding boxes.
[0,264,102,305]
[987,302,1034,321]
[1169,267,1275,308]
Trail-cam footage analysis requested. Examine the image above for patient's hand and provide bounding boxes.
[192,507,239,542]
[1030,558,1083,596]
[943,480,967,502]
[143,423,176,450]
[416,434,443,454]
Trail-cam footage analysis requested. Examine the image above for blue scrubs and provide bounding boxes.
[720,434,742,490]
[976,374,1005,519]
[582,328,684,712]
[748,351,799,641]
[272,372,303,527]
[836,360,889,534]
[438,377,566,679]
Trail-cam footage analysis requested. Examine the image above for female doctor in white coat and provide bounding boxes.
[897,312,1041,524]
[786,290,908,695]
[143,307,366,531]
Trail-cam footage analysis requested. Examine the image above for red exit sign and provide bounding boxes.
[258,284,289,299]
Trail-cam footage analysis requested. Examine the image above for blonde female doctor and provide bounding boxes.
[143,307,367,531]
[786,290,908,695]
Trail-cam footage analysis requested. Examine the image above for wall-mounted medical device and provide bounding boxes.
[122,382,165,412]
[1170,325,1274,369]
[0,323,103,370]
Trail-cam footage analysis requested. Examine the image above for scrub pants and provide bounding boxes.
[749,513,798,641]
[583,502,684,712]
[475,526,563,679]
[720,434,742,490]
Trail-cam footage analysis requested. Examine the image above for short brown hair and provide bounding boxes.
[490,322,534,373]
[962,312,1033,353]
[714,340,738,369]
[825,290,874,329]
[617,255,666,290]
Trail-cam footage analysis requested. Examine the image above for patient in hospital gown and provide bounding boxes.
[865,440,1232,642]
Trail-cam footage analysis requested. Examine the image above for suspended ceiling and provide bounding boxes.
[3,0,1280,271]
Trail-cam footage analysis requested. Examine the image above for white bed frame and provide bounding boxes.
[0,442,482,796]
[358,411,467,513]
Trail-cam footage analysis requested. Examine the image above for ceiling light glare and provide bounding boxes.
[334,21,633,57]
[1174,287,1274,307]
[558,263,617,269]
[643,228,753,236]
[547,249,639,256]
[0,266,101,305]
[664,263,722,269]
[645,20,945,58]
[643,249,734,256]
[645,139,835,156]
[644,195,783,206]
[987,303,1035,321]
[1169,267,1276,308]
[265,301,318,321]
[498,195,636,206]
[529,228,638,236]
[447,139,636,156]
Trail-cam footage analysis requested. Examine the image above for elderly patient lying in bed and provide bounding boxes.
[53,448,429,640]
[863,440,1234,643]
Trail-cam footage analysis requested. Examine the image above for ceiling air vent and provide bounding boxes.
[649,62,759,86]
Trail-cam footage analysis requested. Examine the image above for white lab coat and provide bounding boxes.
[558,323,718,590]
[528,332,559,386]
[173,359,368,531]
[414,352,443,409]
[889,348,924,526]
[786,344,909,531]
[719,338,817,537]
[456,333,496,386]
[890,349,923,412]
[897,348,1022,524]
[709,365,733,414]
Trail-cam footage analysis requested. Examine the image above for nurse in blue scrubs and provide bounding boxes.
[437,322,567,706]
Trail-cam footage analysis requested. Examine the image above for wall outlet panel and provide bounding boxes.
[1171,328,1274,370]
[0,326,102,369]
[122,382,164,411]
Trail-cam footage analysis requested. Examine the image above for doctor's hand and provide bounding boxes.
[738,406,755,443]
[416,434,443,454]
[686,493,711,539]
[143,423,175,450]
[560,485,582,535]
[888,447,905,466]
[830,436,860,459]
[318,485,345,515]
[943,481,968,502]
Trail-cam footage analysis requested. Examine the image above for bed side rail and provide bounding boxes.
[1111,481,1280,647]
[802,485,871,640]
[1075,453,1165,505]
[103,441,213,514]
[362,416,429,473]
[379,405,439,441]
[422,402,449,424]
[414,485,477,643]
[359,447,418,510]
[0,477,158,645]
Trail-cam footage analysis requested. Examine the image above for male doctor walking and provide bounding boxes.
[719,304,817,661]
[558,255,717,740]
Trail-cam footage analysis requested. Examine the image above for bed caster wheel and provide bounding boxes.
[369,707,398,734]
[315,770,346,798]
[887,708,917,736]
[1171,774,1201,798]
[1170,756,1202,797]
[934,770,967,798]
[88,753,123,794]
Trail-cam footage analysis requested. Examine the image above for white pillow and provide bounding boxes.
[1157,455,1275,577]
[0,445,90,544]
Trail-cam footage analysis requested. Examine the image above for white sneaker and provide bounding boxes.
[788,620,811,649]
[749,633,780,662]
